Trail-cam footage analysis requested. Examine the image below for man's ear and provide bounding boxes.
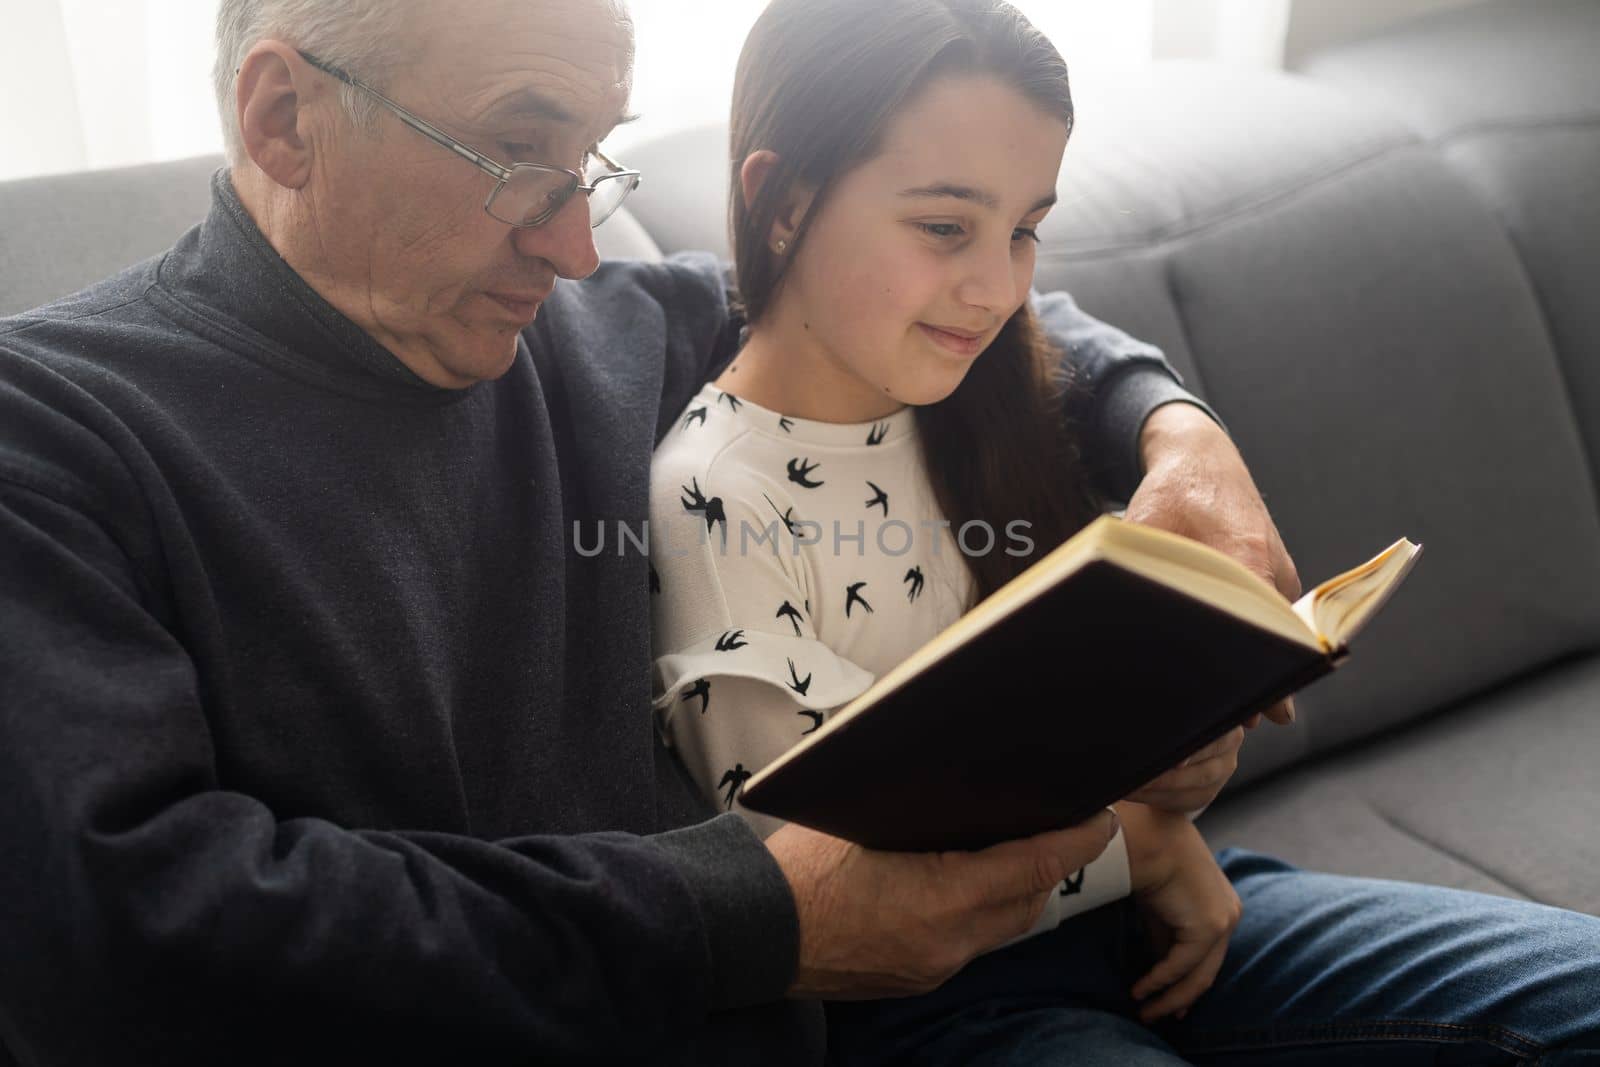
[235,41,318,190]
[739,150,816,254]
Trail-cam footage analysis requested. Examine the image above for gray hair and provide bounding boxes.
[213,0,410,163]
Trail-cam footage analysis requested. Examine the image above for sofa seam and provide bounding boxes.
[1365,804,1540,902]
[1038,135,1418,261]
[1427,112,1600,147]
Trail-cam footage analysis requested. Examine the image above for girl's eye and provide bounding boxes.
[500,142,539,162]
[1013,227,1041,244]
[918,222,965,239]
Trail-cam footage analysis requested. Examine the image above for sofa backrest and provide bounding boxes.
[0,157,661,318]
[0,155,221,318]
[1302,0,1600,498]
[1024,63,1600,783]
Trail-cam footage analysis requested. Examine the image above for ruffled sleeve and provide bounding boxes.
[649,450,875,828]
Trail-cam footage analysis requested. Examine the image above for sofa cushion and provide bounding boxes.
[0,155,220,317]
[1303,0,1600,495]
[1027,66,1600,789]
[617,124,734,261]
[1200,652,1600,917]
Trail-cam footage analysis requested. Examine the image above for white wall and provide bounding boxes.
[8,0,1442,181]
[1282,0,1485,68]
[611,0,1157,156]
[1152,0,1293,68]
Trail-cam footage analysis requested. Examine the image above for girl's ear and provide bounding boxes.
[740,150,816,254]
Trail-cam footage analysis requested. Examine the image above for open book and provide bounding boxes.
[741,515,1421,852]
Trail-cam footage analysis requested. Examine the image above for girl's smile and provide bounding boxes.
[719,72,1069,422]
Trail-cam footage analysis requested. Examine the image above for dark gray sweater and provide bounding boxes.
[0,174,1198,1065]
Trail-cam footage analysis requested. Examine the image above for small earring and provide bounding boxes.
[775,239,788,253]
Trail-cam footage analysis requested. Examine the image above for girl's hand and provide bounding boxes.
[1118,802,1242,1024]
[1125,726,1244,813]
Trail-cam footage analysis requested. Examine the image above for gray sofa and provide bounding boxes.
[3,0,1595,917]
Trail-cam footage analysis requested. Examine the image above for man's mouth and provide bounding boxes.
[484,290,550,321]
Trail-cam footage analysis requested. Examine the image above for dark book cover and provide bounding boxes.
[741,560,1334,851]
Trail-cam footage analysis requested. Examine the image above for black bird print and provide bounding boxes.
[714,629,748,651]
[797,709,824,735]
[776,600,805,637]
[787,457,825,488]
[763,492,801,537]
[680,477,727,535]
[1060,868,1086,897]
[778,416,795,434]
[804,599,811,615]
[865,480,889,517]
[682,678,711,715]
[866,421,890,446]
[718,764,752,809]
[717,391,744,412]
[845,581,874,618]
[786,657,813,697]
[681,405,708,430]
[904,565,925,602]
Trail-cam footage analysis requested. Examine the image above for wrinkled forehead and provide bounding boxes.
[405,0,635,141]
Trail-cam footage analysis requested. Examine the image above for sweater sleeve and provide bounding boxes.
[0,470,798,1063]
[1031,288,1224,505]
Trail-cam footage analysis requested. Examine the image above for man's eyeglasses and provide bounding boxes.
[296,50,641,229]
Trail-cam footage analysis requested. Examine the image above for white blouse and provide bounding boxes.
[648,382,1130,936]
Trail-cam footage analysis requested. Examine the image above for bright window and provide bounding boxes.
[3,0,1290,181]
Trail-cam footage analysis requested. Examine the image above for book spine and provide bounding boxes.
[1132,653,1336,799]
[1240,654,1338,719]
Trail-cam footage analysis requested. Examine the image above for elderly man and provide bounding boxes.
[0,0,1296,1062]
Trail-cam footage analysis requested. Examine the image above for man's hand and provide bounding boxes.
[768,810,1121,1000]
[1129,402,1300,728]
[1119,801,1242,1024]
[1125,726,1244,813]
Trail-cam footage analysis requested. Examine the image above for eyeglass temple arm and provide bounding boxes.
[295,50,634,188]
[295,50,513,182]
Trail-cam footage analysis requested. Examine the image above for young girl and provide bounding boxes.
[642,1,1600,1062]
[649,0,1231,1056]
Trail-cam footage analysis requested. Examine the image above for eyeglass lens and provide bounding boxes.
[584,173,640,228]
[487,166,640,229]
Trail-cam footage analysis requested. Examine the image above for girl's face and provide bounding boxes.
[772,73,1070,410]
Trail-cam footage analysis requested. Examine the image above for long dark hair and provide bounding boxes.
[729,0,1102,605]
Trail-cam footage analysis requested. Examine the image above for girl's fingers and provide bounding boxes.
[1187,731,1239,763]
[1130,936,1208,1002]
[1137,937,1230,1024]
[1156,756,1231,793]
[1264,698,1297,725]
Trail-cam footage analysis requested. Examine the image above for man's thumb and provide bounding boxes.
[987,808,1121,898]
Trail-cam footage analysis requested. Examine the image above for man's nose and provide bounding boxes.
[511,192,601,280]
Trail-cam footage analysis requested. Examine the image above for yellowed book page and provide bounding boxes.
[1290,539,1422,650]
[1091,520,1314,647]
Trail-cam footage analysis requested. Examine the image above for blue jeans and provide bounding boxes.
[826,849,1600,1065]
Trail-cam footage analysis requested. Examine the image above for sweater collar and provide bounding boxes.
[159,170,466,397]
